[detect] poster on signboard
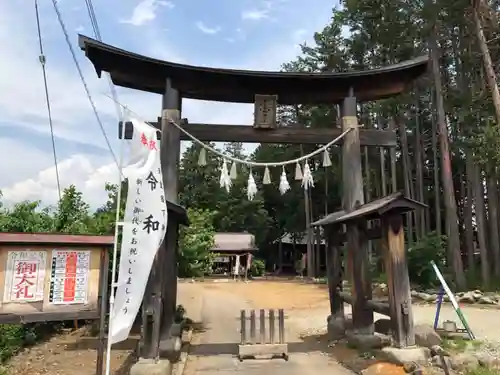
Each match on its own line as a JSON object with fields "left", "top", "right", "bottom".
{"left": 49, "top": 250, "right": 90, "bottom": 305}
{"left": 3, "top": 250, "right": 47, "bottom": 303}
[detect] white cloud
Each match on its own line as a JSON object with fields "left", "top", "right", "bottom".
{"left": 242, "top": 1, "right": 273, "bottom": 21}
{"left": 120, "top": 0, "right": 174, "bottom": 26}
{"left": 195, "top": 21, "right": 221, "bottom": 35}
{"left": 0, "top": 0, "right": 333, "bottom": 209}
{"left": 241, "top": 9, "right": 269, "bottom": 21}
{"left": 1, "top": 153, "right": 116, "bottom": 209}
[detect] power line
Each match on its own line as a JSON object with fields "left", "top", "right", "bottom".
{"left": 84, "top": 0, "right": 100, "bottom": 39}
{"left": 83, "top": 0, "right": 123, "bottom": 122}
{"left": 50, "top": 0, "right": 120, "bottom": 170}
{"left": 35, "top": 0, "right": 62, "bottom": 202}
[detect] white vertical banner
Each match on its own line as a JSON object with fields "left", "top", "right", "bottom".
{"left": 109, "top": 118, "right": 168, "bottom": 344}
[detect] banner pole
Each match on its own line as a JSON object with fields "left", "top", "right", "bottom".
{"left": 104, "top": 110, "right": 128, "bottom": 375}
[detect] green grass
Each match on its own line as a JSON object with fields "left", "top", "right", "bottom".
{"left": 441, "top": 337, "right": 470, "bottom": 352}
{"left": 467, "top": 367, "right": 500, "bottom": 375}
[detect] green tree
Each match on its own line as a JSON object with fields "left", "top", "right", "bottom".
{"left": 180, "top": 142, "right": 272, "bottom": 248}
{"left": 178, "top": 208, "right": 216, "bottom": 277}
{"left": 54, "top": 185, "right": 91, "bottom": 234}
{"left": 0, "top": 201, "right": 54, "bottom": 233}
{"left": 92, "top": 181, "right": 128, "bottom": 235}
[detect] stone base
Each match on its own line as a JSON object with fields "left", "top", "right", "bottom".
{"left": 159, "top": 336, "right": 182, "bottom": 362}
{"left": 129, "top": 358, "right": 172, "bottom": 375}
{"left": 377, "top": 347, "right": 431, "bottom": 366}
{"left": 327, "top": 315, "right": 347, "bottom": 341}
{"left": 169, "top": 323, "right": 183, "bottom": 337}
{"left": 347, "top": 333, "right": 391, "bottom": 350}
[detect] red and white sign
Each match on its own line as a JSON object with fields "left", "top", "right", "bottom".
{"left": 49, "top": 250, "right": 90, "bottom": 305}
{"left": 3, "top": 251, "right": 46, "bottom": 302}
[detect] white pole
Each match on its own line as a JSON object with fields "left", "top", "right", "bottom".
{"left": 104, "top": 109, "right": 128, "bottom": 375}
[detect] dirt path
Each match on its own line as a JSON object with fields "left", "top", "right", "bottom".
{"left": 180, "top": 281, "right": 500, "bottom": 342}
{"left": 178, "top": 280, "right": 500, "bottom": 375}
{"left": 178, "top": 282, "right": 356, "bottom": 375}
{"left": 4, "top": 280, "right": 500, "bottom": 375}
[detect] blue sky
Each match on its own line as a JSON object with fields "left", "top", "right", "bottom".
{"left": 0, "top": 0, "right": 336, "bottom": 208}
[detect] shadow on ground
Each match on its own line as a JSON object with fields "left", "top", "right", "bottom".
{"left": 188, "top": 330, "right": 378, "bottom": 373}
{"left": 302, "top": 333, "right": 380, "bottom": 372}
{"left": 62, "top": 320, "right": 207, "bottom": 352}
{"left": 113, "top": 353, "right": 137, "bottom": 375}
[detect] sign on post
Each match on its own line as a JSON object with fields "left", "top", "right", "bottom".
{"left": 0, "top": 233, "right": 112, "bottom": 375}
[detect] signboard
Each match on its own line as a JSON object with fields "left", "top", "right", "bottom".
{"left": 3, "top": 250, "right": 46, "bottom": 302}
{"left": 0, "top": 233, "right": 112, "bottom": 375}
{"left": 0, "top": 245, "right": 105, "bottom": 323}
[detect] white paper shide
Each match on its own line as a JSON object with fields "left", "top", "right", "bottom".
{"left": 109, "top": 119, "right": 168, "bottom": 344}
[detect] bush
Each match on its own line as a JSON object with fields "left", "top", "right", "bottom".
{"left": 250, "top": 259, "right": 266, "bottom": 276}
{"left": 0, "top": 323, "right": 59, "bottom": 364}
{"left": 178, "top": 209, "right": 216, "bottom": 277}
{"left": 407, "top": 231, "right": 447, "bottom": 289}
{"left": 0, "top": 325, "right": 25, "bottom": 363}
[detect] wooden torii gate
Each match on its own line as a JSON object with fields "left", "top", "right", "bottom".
{"left": 79, "top": 35, "right": 429, "bottom": 362}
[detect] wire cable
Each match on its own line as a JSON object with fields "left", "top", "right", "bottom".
{"left": 50, "top": 0, "right": 120, "bottom": 171}
{"left": 35, "top": 0, "right": 62, "bottom": 202}
{"left": 83, "top": 0, "right": 123, "bottom": 121}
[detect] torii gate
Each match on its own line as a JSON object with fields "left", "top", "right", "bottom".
{"left": 79, "top": 34, "right": 429, "bottom": 367}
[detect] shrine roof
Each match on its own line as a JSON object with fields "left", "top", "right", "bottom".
{"left": 210, "top": 233, "right": 257, "bottom": 253}
{"left": 311, "top": 192, "right": 427, "bottom": 227}
{"left": 79, "top": 35, "right": 429, "bottom": 104}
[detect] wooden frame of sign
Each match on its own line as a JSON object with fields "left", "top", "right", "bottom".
{"left": 0, "top": 232, "right": 112, "bottom": 375}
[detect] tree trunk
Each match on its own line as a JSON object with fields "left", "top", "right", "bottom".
{"left": 486, "top": 167, "right": 500, "bottom": 276}
{"left": 464, "top": 155, "right": 475, "bottom": 275}
{"left": 398, "top": 117, "right": 414, "bottom": 243}
{"left": 472, "top": 2, "right": 500, "bottom": 125}
{"left": 388, "top": 118, "right": 398, "bottom": 194}
{"left": 472, "top": 159, "right": 490, "bottom": 286}
{"left": 430, "top": 28, "right": 466, "bottom": 290}
{"left": 415, "top": 104, "right": 426, "bottom": 237}
{"left": 431, "top": 86, "right": 442, "bottom": 235}
{"left": 378, "top": 114, "right": 387, "bottom": 196}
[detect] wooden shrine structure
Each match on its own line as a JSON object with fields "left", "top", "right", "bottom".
{"left": 79, "top": 34, "right": 429, "bottom": 361}
{"left": 312, "top": 192, "right": 427, "bottom": 347}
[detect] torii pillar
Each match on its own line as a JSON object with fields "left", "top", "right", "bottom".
{"left": 341, "top": 88, "right": 374, "bottom": 334}
{"left": 157, "top": 78, "right": 183, "bottom": 359}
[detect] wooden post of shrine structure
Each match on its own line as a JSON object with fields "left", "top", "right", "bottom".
{"left": 312, "top": 192, "right": 426, "bottom": 348}
{"left": 383, "top": 210, "right": 416, "bottom": 347}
